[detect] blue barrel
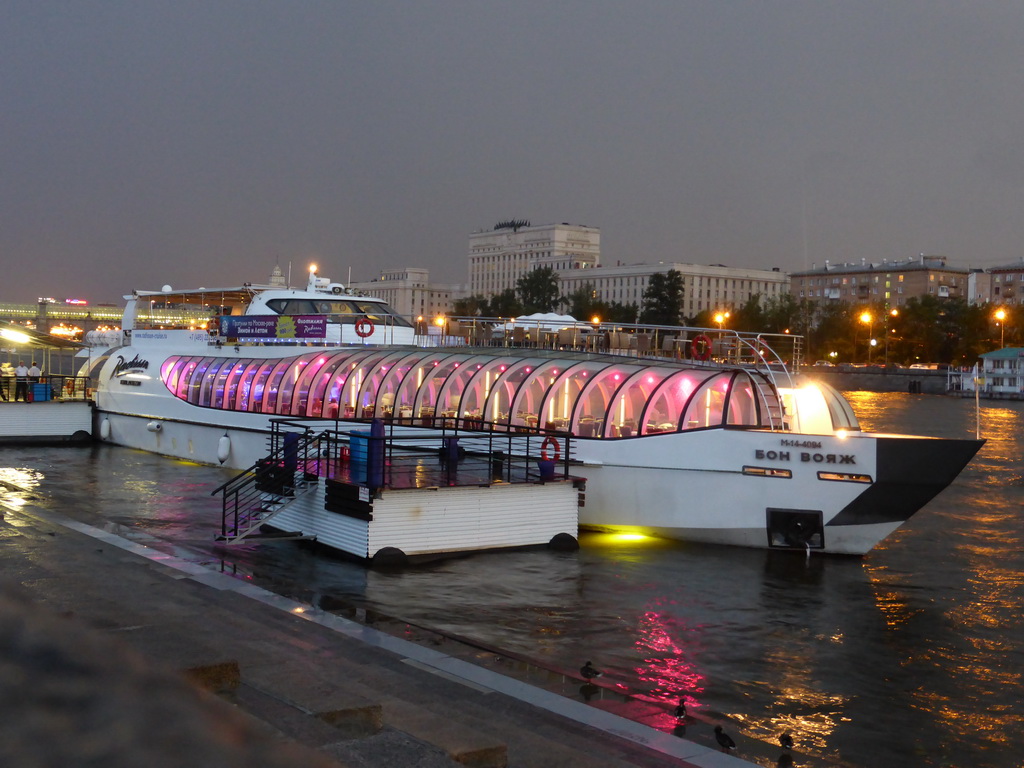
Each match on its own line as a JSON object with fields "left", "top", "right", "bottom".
{"left": 367, "top": 419, "right": 385, "bottom": 489}
{"left": 350, "top": 431, "right": 370, "bottom": 464}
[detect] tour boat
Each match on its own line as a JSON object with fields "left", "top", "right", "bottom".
{"left": 86, "top": 267, "right": 984, "bottom": 555}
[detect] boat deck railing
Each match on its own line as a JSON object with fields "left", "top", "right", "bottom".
{"left": 0, "top": 375, "right": 93, "bottom": 404}
{"left": 417, "top": 316, "right": 803, "bottom": 375}
{"left": 264, "top": 416, "right": 576, "bottom": 490}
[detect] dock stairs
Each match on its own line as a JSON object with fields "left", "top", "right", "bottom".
{"left": 214, "top": 430, "right": 325, "bottom": 545}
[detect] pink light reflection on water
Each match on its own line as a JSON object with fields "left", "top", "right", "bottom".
{"left": 631, "top": 608, "right": 706, "bottom": 717}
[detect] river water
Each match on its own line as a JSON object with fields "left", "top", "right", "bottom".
{"left": 2, "top": 392, "right": 1022, "bottom": 768}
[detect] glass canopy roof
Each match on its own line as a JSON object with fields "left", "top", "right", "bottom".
{"left": 161, "top": 348, "right": 774, "bottom": 437}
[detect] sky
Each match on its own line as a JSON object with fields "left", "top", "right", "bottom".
{"left": 4, "top": 1, "right": 1024, "bottom": 304}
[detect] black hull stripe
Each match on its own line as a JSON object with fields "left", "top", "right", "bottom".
{"left": 828, "top": 436, "right": 984, "bottom": 527}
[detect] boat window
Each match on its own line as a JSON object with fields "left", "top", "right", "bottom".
{"left": 352, "top": 350, "right": 402, "bottom": 418}
{"left": 265, "top": 299, "right": 318, "bottom": 315}
{"left": 273, "top": 355, "right": 311, "bottom": 415}
{"left": 497, "top": 359, "right": 548, "bottom": 430}
{"left": 436, "top": 355, "right": 494, "bottom": 427}
{"left": 215, "top": 360, "right": 249, "bottom": 409}
{"left": 198, "top": 359, "right": 229, "bottom": 406}
{"left": 313, "top": 300, "right": 359, "bottom": 315}
{"left": 682, "top": 376, "right": 729, "bottom": 429}
{"left": 209, "top": 359, "right": 240, "bottom": 408}
{"left": 471, "top": 357, "right": 521, "bottom": 426}
{"left": 725, "top": 373, "right": 759, "bottom": 426}
{"left": 376, "top": 351, "right": 430, "bottom": 422}
{"left": 182, "top": 358, "right": 212, "bottom": 402}
{"left": 414, "top": 354, "right": 474, "bottom": 423}
{"left": 540, "top": 362, "right": 604, "bottom": 436}
{"left": 161, "top": 357, "right": 192, "bottom": 398}
{"left": 512, "top": 361, "right": 584, "bottom": 434}
{"left": 304, "top": 351, "right": 356, "bottom": 417}
{"left": 260, "top": 359, "right": 293, "bottom": 414}
{"left": 352, "top": 300, "right": 414, "bottom": 328}
{"left": 394, "top": 354, "right": 451, "bottom": 424}
{"left": 609, "top": 369, "right": 671, "bottom": 438}
{"left": 571, "top": 365, "right": 643, "bottom": 438}
{"left": 247, "top": 361, "right": 277, "bottom": 412}
{"left": 815, "top": 380, "right": 861, "bottom": 431}
{"left": 231, "top": 361, "right": 262, "bottom": 410}
{"left": 640, "top": 371, "right": 701, "bottom": 434}
{"left": 288, "top": 353, "right": 331, "bottom": 416}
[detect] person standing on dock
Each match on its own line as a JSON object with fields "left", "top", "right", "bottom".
{"left": 14, "top": 361, "right": 29, "bottom": 402}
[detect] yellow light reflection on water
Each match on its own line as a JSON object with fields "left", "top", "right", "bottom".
{"left": 0, "top": 467, "right": 43, "bottom": 489}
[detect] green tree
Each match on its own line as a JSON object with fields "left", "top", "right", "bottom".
{"left": 485, "top": 288, "right": 522, "bottom": 318}
{"left": 639, "top": 270, "right": 684, "bottom": 325}
{"left": 730, "top": 294, "right": 766, "bottom": 333}
{"left": 452, "top": 294, "right": 490, "bottom": 317}
{"left": 604, "top": 301, "right": 639, "bottom": 324}
{"left": 516, "top": 266, "right": 562, "bottom": 314}
{"left": 564, "top": 283, "right": 612, "bottom": 321}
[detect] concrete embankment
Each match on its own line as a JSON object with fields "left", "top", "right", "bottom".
{"left": 802, "top": 368, "right": 950, "bottom": 395}
{"left": 1, "top": 501, "right": 785, "bottom": 768}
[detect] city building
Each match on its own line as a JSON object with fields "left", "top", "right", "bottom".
{"left": 789, "top": 255, "right": 970, "bottom": 308}
{"left": 348, "top": 268, "right": 463, "bottom": 320}
{"left": 987, "top": 257, "right": 1024, "bottom": 306}
{"left": 558, "top": 262, "right": 789, "bottom": 319}
{"left": 468, "top": 222, "right": 600, "bottom": 296}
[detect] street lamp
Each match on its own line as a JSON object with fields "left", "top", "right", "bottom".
{"left": 884, "top": 308, "right": 898, "bottom": 365}
{"left": 860, "top": 311, "right": 873, "bottom": 363}
{"left": 714, "top": 311, "right": 730, "bottom": 330}
{"left": 995, "top": 307, "right": 1007, "bottom": 348}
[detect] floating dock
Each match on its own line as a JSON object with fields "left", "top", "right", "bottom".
{"left": 0, "top": 400, "right": 93, "bottom": 445}
{"left": 215, "top": 423, "right": 584, "bottom": 564}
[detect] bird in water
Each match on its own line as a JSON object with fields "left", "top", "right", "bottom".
{"left": 779, "top": 731, "right": 794, "bottom": 750}
{"left": 714, "top": 725, "right": 736, "bottom": 752}
{"left": 673, "top": 698, "right": 687, "bottom": 719}
{"left": 580, "top": 660, "right": 602, "bottom": 680}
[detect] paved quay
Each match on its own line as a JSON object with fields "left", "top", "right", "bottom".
{"left": 0, "top": 501, "right": 766, "bottom": 768}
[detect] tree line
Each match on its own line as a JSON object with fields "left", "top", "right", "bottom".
{"left": 452, "top": 267, "right": 1017, "bottom": 365}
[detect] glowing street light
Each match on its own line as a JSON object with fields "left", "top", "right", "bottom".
{"left": 860, "top": 311, "right": 873, "bottom": 363}
{"left": 995, "top": 307, "right": 1007, "bottom": 348}
{"left": 885, "top": 308, "right": 898, "bottom": 365}
{"left": 714, "top": 311, "right": 730, "bottom": 330}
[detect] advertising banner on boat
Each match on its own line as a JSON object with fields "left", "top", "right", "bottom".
{"left": 220, "top": 315, "right": 327, "bottom": 339}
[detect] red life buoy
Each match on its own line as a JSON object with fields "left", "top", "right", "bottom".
{"left": 691, "top": 334, "right": 712, "bottom": 361}
{"left": 540, "top": 435, "right": 561, "bottom": 462}
{"left": 354, "top": 317, "right": 374, "bottom": 338}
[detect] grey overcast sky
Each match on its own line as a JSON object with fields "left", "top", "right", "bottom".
{"left": 3, "top": 1, "right": 1024, "bottom": 304}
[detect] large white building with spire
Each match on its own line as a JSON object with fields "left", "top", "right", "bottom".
{"left": 468, "top": 221, "right": 601, "bottom": 295}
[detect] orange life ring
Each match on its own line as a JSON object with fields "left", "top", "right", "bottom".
{"left": 354, "top": 317, "right": 374, "bottom": 338}
{"left": 540, "top": 435, "right": 561, "bottom": 463}
{"left": 691, "top": 334, "right": 712, "bottom": 361}
{"left": 64, "top": 379, "right": 75, "bottom": 396}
